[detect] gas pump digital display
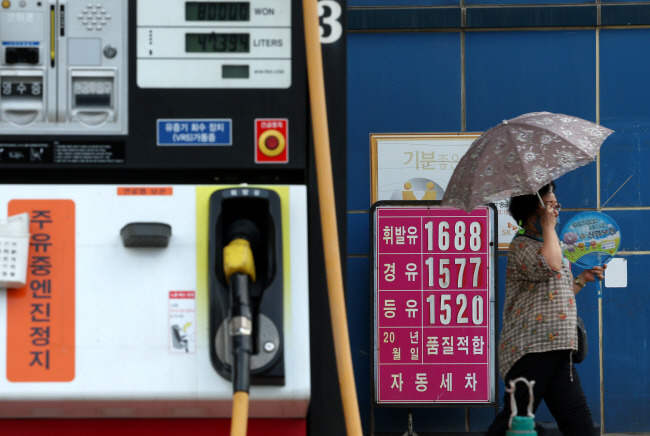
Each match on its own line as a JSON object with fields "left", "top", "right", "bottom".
{"left": 185, "top": 33, "right": 250, "bottom": 53}
{"left": 137, "top": 0, "right": 291, "bottom": 89}
{"left": 185, "top": 2, "right": 250, "bottom": 22}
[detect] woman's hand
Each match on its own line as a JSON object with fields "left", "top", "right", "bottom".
{"left": 537, "top": 203, "right": 562, "bottom": 271}
{"left": 538, "top": 204, "right": 557, "bottom": 233}
{"left": 580, "top": 263, "right": 608, "bottom": 283}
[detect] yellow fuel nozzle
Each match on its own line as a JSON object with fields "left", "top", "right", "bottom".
{"left": 223, "top": 238, "right": 256, "bottom": 283}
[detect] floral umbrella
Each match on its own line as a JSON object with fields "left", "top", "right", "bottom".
{"left": 440, "top": 112, "right": 614, "bottom": 212}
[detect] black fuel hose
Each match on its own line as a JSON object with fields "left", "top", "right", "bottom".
{"left": 229, "top": 272, "right": 252, "bottom": 393}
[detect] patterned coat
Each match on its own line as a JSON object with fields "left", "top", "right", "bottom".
{"left": 498, "top": 235, "right": 578, "bottom": 380}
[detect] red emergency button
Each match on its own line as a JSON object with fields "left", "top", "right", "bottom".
{"left": 255, "top": 119, "right": 288, "bottom": 163}
{"left": 258, "top": 130, "right": 285, "bottom": 157}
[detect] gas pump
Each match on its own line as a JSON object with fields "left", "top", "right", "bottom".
{"left": 0, "top": 0, "right": 348, "bottom": 435}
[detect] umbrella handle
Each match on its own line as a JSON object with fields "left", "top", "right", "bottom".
{"left": 536, "top": 183, "right": 555, "bottom": 207}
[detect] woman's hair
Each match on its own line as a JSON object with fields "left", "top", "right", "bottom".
{"left": 508, "top": 181, "right": 556, "bottom": 224}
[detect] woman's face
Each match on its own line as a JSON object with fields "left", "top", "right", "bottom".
{"left": 536, "top": 192, "right": 560, "bottom": 218}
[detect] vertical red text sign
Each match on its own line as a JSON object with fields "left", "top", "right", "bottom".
{"left": 374, "top": 206, "right": 493, "bottom": 404}
{"left": 7, "top": 200, "right": 76, "bottom": 382}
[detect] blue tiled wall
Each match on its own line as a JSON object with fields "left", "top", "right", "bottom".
{"left": 349, "top": 0, "right": 460, "bottom": 6}
{"left": 347, "top": 5, "right": 650, "bottom": 433}
{"left": 347, "top": 33, "right": 462, "bottom": 210}
{"left": 465, "top": 0, "right": 594, "bottom": 3}
{"left": 464, "top": 30, "right": 596, "bottom": 130}
{"left": 601, "top": 255, "right": 650, "bottom": 432}
{"left": 348, "top": 0, "right": 597, "bottom": 6}
{"left": 600, "top": 29, "right": 650, "bottom": 209}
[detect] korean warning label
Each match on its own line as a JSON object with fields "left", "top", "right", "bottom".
{"left": 7, "top": 200, "right": 75, "bottom": 382}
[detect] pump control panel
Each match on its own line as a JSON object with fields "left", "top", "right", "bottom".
{"left": 0, "top": 0, "right": 128, "bottom": 134}
{"left": 138, "top": 0, "right": 292, "bottom": 89}
{"left": 0, "top": 0, "right": 307, "bottom": 177}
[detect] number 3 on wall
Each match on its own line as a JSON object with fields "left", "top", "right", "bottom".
{"left": 318, "top": 0, "right": 343, "bottom": 44}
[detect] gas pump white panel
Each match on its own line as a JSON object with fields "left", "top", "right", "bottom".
{"left": 0, "top": 0, "right": 128, "bottom": 134}
{"left": 0, "top": 184, "right": 310, "bottom": 418}
{"left": 137, "top": 0, "right": 291, "bottom": 88}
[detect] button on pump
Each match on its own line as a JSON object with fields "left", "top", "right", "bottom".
{"left": 120, "top": 222, "right": 171, "bottom": 248}
{"left": 255, "top": 119, "right": 289, "bottom": 163}
{"left": 264, "top": 135, "right": 279, "bottom": 151}
{"left": 258, "top": 129, "right": 285, "bottom": 157}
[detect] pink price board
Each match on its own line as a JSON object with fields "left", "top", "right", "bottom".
{"left": 372, "top": 202, "right": 497, "bottom": 405}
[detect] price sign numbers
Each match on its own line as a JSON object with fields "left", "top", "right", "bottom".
{"left": 424, "top": 256, "right": 483, "bottom": 289}
{"left": 378, "top": 290, "right": 487, "bottom": 328}
{"left": 424, "top": 219, "right": 484, "bottom": 253}
{"left": 425, "top": 292, "right": 485, "bottom": 326}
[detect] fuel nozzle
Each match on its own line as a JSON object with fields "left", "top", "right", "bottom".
{"left": 223, "top": 218, "right": 260, "bottom": 285}
{"left": 208, "top": 189, "right": 285, "bottom": 435}
{"left": 222, "top": 218, "right": 260, "bottom": 396}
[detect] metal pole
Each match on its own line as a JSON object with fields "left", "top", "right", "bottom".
{"left": 598, "top": 280, "right": 605, "bottom": 435}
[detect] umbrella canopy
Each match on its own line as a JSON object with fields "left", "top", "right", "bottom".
{"left": 441, "top": 112, "right": 614, "bottom": 212}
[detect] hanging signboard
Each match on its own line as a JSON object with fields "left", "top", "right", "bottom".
{"left": 370, "top": 133, "right": 517, "bottom": 250}
{"left": 371, "top": 202, "right": 497, "bottom": 406}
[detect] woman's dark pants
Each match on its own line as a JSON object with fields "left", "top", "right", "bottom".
{"left": 486, "top": 350, "right": 596, "bottom": 436}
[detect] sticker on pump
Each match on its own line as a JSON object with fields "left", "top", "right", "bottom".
{"left": 255, "top": 119, "right": 288, "bottom": 163}
{"left": 168, "top": 291, "right": 196, "bottom": 354}
{"left": 6, "top": 200, "right": 76, "bottom": 382}
{"left": 157, "top": 119, "right": 232, "bottom": 146}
